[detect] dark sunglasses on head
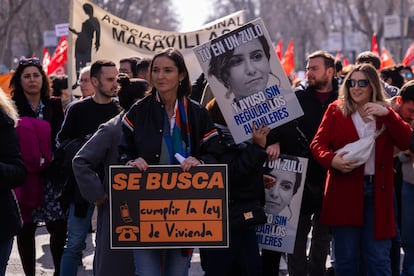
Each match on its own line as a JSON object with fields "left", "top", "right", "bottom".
{"left": 19, "top": 57, "right": 40, "bottom": 66}
{"left": 346, "top": 79, "right": 370, "bottom": 88}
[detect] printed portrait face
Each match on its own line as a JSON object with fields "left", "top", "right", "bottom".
{"left": 227, "top": 38, "right": 271, "bottom": 101}
{"left": 264, "top": 169, "right": 297, "bottom": 215}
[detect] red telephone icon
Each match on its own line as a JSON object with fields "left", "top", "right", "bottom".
{"left": 115, "top": 225, "right": 139, "bottom": 241}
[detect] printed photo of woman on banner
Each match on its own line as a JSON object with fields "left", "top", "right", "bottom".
{"left": 257, "top": 154, "right": 307, "bottom": 253}
{"left": 193, "top": 18, "right": 303, "bottom": 144}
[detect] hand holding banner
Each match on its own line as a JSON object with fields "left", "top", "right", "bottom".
{"left": 193, "top": 18, "right": 303, "bottom": 144}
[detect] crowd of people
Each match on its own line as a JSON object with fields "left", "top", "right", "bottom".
{"left": 0, "top": 43, "right": 414, "bottom": 276}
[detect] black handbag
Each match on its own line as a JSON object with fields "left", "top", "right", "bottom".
{"left": 229, "top": 200, "right": 267, "bottom": 230}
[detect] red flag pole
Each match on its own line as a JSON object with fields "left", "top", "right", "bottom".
{"left": 281, "top": 39, "right": 295, "bottom": 77}
{"left": 371, "top": 33, "right": 379, "bottom": 56}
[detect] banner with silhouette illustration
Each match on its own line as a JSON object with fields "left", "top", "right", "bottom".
{"left": 69, "top": 0, "right": 245, "bottom": 87}
{"left": 109, "top": 164, "right": 228, "bottom": 249}
{"left": 257, "top": 154, "right": 307, "bottom": 253}
{"left": 193, "top": 18, "right": 303, "bottom": 144}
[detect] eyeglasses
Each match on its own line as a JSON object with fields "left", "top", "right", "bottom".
{"left": 346, "top": 79, "right": 370, "bottom": 88}
{"left": 19, "top": 57, "right": 40, "bottom": 66}
{"left": 401, "top": 72, "right": 413, "bottom": 79}
{"left": 119, "top": 69, "right": 132, "bottom": 75}
{"left": 77, "top": 78, "right": 90, "bottom": 85}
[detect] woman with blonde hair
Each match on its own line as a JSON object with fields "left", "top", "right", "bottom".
{"left": 0, "top": 88, "right": 26, "bottom": 276}
{"left": 310, "top": 63, "right": 412, "bottom": 275}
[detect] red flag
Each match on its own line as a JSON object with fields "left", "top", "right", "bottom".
{"left": 48, "top": 36, "right": 68, "bottom": 75}
{"left": 274, "top": 39, "right": 283, "bottom": 60}
{"left": 42, "top": 48, "right": 51, "bottom": 75}
{"left": 403, "top": 42, "right": 414, "bottom": 66}
{"left": 342, "top": 56, "right": 350, "bottom": 67}
{"left": 335, "top": 51, "right": 341, "bottom": 60}
{"left": 371, "top": 33, "right": 379, "bottom": 56}
{"left": 281, "top": 39, "right": 295, "bottom": 77}
{"left": 380, "top": 47, "right": 395, "bottom": 69}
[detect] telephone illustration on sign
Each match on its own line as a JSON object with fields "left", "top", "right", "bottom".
{"left": 115, "top": 225, "right": 139, "bottom": 241}
{"left": 120, "top": 201, "right": 133, "bottom": 223}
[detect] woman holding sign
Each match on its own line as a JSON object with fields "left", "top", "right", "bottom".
{"left": 202, "top": 98, "right": 271, "bottom": 276}
{"left": 310, "top": 64, "right": 412, "bottom": 276}
{"left": 119, "top": 48, "right": 220, "bottom": 276}
{"left": 208, "top": 22, "right": 280, "bottom": 103}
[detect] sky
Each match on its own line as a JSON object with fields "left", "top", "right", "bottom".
{"left": 173, "top": 0, "right": 213, "bottom": 31}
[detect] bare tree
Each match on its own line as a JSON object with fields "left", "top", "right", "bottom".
{"left": 2, "top": 0, "right": 414, "bottom": 71}
{"left": 0, "top": 0, "right": 31, "bottom": 70}
{"left": 0, "top": 0, "right": 179, "bottom": 70}
{"left": 207, "top": 0, "right": 414, "bottom": 69}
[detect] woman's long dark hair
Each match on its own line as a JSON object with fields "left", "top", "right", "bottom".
{"left": 149, "top": 47, "right": 191, "bottom": 98}
{"left": 9, "top": 60, "right": 51, "bottom": 115}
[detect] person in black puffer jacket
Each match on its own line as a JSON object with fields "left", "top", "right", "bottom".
{"left": 0, "top": 88, "right": 26, "bottom": 276}
{"left": 201, "top": 98, "right": 271, "bottom": 276}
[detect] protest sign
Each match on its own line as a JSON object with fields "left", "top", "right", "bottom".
{"left": 109, "top": 164, "right": 228, "bottom": 249}
{"left": 69, "top": 0, "right": 245, "bottom": 87}
{"left": 256, "top": 154, "right": 307, "bottom": 253}
{"left": 193, "top": 18, "right": 303, "bottom": 144}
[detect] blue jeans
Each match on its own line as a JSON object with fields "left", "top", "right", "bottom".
{"left": 332, "top": 180, "right": 391, "bottom": 276}
{"left": 0, "top": 238, "right": 13, "bottom": 276}
{"left": 401, "top": 181, "right": 414, "bottom": 276}
{"left": 60, "top": 203, "right": 94, "bottom": 276}
{"left": 133, "top": 249, "right": 190, "bottom": 276}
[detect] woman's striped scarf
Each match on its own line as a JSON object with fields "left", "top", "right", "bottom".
{"left": 159, "top": 97, "right": 191, "bottom": 165}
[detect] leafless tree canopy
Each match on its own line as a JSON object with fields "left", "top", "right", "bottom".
{"left": 208, "top": 0, "right": 414, "bottom": 69}
{"left": 1, "top": 0, "right": 413, "bottom": 72}
{"left": 0, "top": 0, "right": 179, "bottom": 71}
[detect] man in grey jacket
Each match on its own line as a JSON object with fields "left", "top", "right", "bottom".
{"left": 72, "top": 78, "right": 147, "bottom": 276}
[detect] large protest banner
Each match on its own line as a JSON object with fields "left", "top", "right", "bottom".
{"left": 109, "top": 165, "right": 228, "bottom": 249}
{"left": 69, "top": 0, "right": 245, "bottom": 86}
{"left": 193, "top": 18, "right": 303, "bottom": 144}
{"left": 256, "top": 154, "right": 307, "bottom": 253}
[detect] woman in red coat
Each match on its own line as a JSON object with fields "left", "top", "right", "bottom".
{"left": 310, "top": 63, "right": 412, "bottom": 276}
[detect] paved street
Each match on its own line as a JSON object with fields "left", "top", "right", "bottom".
{"left": 6, "top": 225, "right": 204, "bottom": 276}
{"left": 6, "top": 225, "right": 359, "bottom": 276}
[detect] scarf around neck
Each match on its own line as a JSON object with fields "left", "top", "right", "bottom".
{"left": 159, "top": 95, "right": 191, "bottom": 165}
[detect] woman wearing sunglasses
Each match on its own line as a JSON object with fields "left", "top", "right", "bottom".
{"left": 310, "top": 63, "right": 412, "bottom": 276}
{"left": 9, "top": 57, "right": 66, "bottom": 276}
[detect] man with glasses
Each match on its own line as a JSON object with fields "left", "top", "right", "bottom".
{"left": 399, "top": 65, "right": 414, "bottom": 83}
{"left": 119, "top": 57, "right": 141, "bottom": 78}
{"left": 390, "top": 81, "right": 414, "bottom": 276}
{"left": 77, "top": 66, "right": 94, "bottom": 98}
